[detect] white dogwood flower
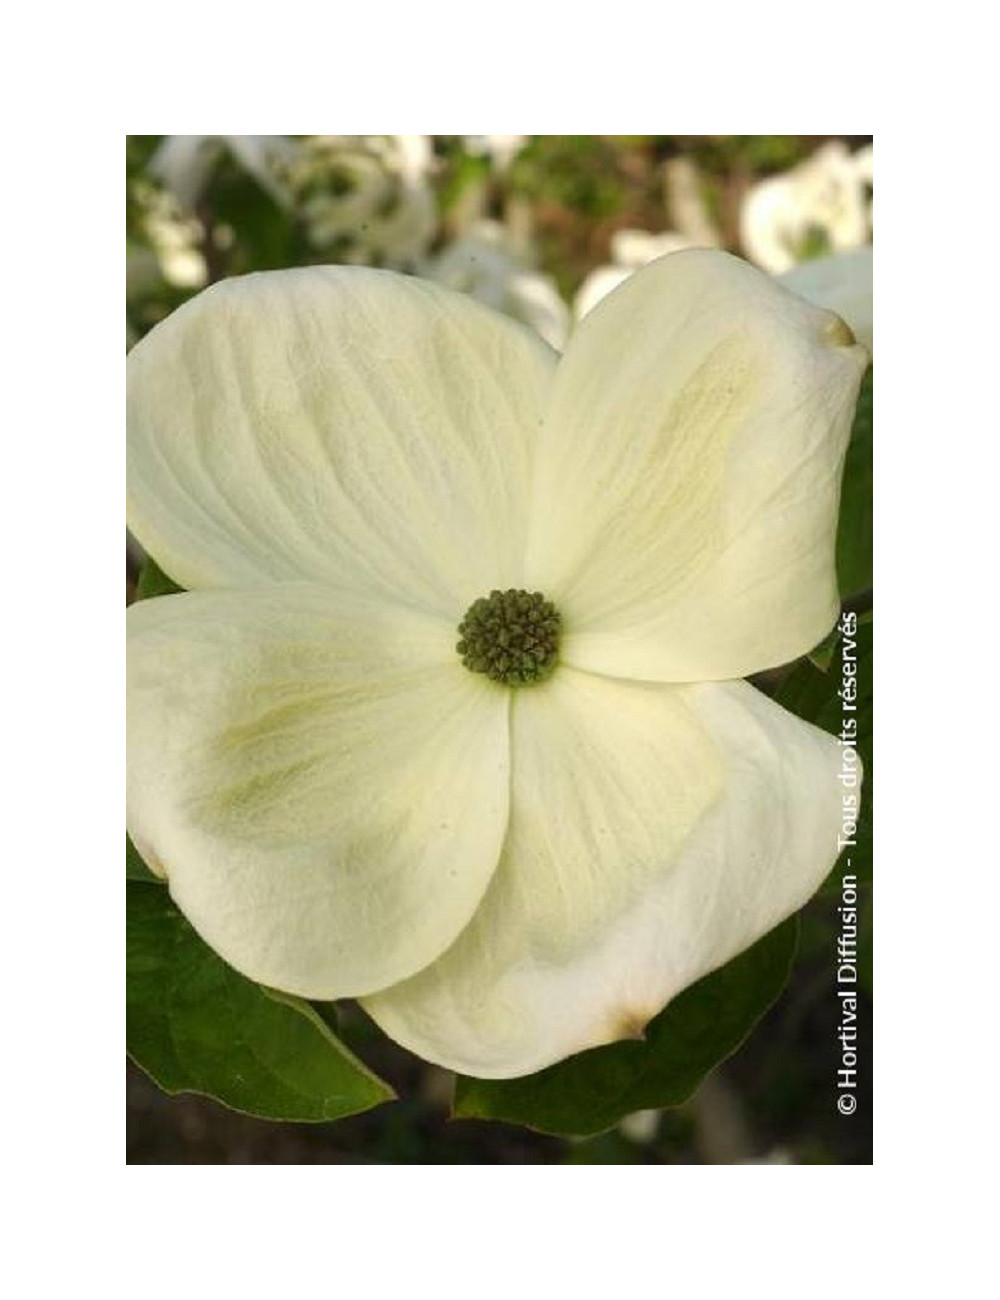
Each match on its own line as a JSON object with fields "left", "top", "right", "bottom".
{"left": 127, "top": 251, "right": 867, "bottom": 1079}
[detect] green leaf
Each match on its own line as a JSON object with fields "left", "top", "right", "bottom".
{"left": 136, "top": 554, "right": 184, "bottom": 600}
{"left": 836, "top": 366, "right": 872, "bottom": 600}
{"left": 127, "top": 881, "right": 395, "bottom": 1122}
{"left": 126, "top": 834, "right": 160, "bottom": 882}
{"left": 778, "top": 616, "right": 872, "bottom": 889}
{"left": 453, "top": 917, "right": 798, "bottom": 1138}
{"left": 807, "top": 624, "right": 842, "bottom": 672}
{"left": 209, "top": 164, "right": 299, "bottom": 273}
{"left": 439, "top": 149, "right": 491, "bottom": 212}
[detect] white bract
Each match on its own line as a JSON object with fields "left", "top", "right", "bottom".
{"left": 574, "top": 227, "right": 708, "bottom": 320}
{"left": 127, "top": 251, "right": 867, "bottom": 1079}
{"left": 781, "top": 246, "right": 873, "bottom": 356}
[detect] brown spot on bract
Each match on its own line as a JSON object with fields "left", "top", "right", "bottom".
{"left": 613, "top": 1011, "right": 649, "bottom": 1043}
{"left": 824, "top": 313, "right": 856, "bottom": 348}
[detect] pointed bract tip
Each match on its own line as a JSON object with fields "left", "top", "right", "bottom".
{"left": 824, "top": 313, "right": 857, "bottom": 349}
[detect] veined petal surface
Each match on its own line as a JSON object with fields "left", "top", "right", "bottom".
{"left": 127, "top": 267, "right": 556, "bottom": 614}
{"left": 127, "top": 586, "right": 511, "bottom": 999}
{"left": 363, "top": 672, "right": 844, "bottom": 1079}
{"left": 525, "top": 250, "right": 868, "bottom": 682}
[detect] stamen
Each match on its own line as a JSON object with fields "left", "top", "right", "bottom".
{"left": 456, "top": 589, "right": 562, "bottom": 687}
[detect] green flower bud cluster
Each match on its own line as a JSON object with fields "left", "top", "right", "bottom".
{"left": 457, "top": 589, "right": 562, "bottom": 687}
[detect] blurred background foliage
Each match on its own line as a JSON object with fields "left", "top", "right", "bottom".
{"left": 126, "top": 134, "right": 872, "bottom": 1165}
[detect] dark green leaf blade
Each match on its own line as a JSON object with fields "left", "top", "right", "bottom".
{"left": 126, "top": 834, "right": 160, "bottom": 882}
{"left": 136, "top": 553, "right": 184, "bottom": 600}
{"left": 453, "top": 917, "right": 798, "bottom": 1138}
{"left": 836, "top": 366, "right": 872, "bottom": 600}
{"left": 127, "top": 881, "right": 394, "bottom": 1122}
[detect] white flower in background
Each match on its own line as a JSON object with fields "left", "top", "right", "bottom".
{"left": 150, "top": 135, "right": 295, "bottom": 211}
{"left": 740, "top": 142, "right": 873, "bottom": 275}
{"left": 663, "top": 156, "right": 722, "bottom": 249}
{"left": 781, "top": 246, "right": 873, "bottom": 355}
{"left": 462, "top": 135, "right": 528, "bottom": 171}
{"left": 424, "top": 219, "right": 569, "bottom": 349}
{"left": 854, "top": 144, "right": 874, "bottom": 228}
{"left": 742, "top": 1148, "right": 795, "bottom": 1164}
{"left": 287, "top": 135, "right": 436, "bottom": 270}
{"left": 127, "top": 252, "right": 866, "bottom": 1079}
{"left": 390, "top": 134, "right": 435, "bottom": 183}
{"left": 618, "top": 1109, "right": 661, "bottom": 1144}
{"left": 854, "top": 144, "right": 874, "bottom": 190}
{"left": 575, "top": 228, "right": 705, "bottom": 320}
{"left": 447, "top": 137, "right": 527, "bottom": 236}
{"left": 133, "top": 186, "right": 208, "bottom": 290}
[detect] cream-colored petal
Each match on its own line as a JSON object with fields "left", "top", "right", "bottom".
{"left": 363, "top": 671, "right": 844, "bottom": 1079}
{"left": 127, "top": 585, "right": 510, "bottom": 999}
{"left": 127, "top": 267, "right": 556, "bottom": 615}
{"left": 573, "top": 264, "right": 631, "bottom": 320}
{"left": 525, "top": 250, "right": 868, "bottom": 682}
{"left": 781, "top": 246, "right": 873, "bottom": 356}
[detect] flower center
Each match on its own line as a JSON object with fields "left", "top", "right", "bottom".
{"left": 456, "top": 589, "right": 562, "bottom": 687}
